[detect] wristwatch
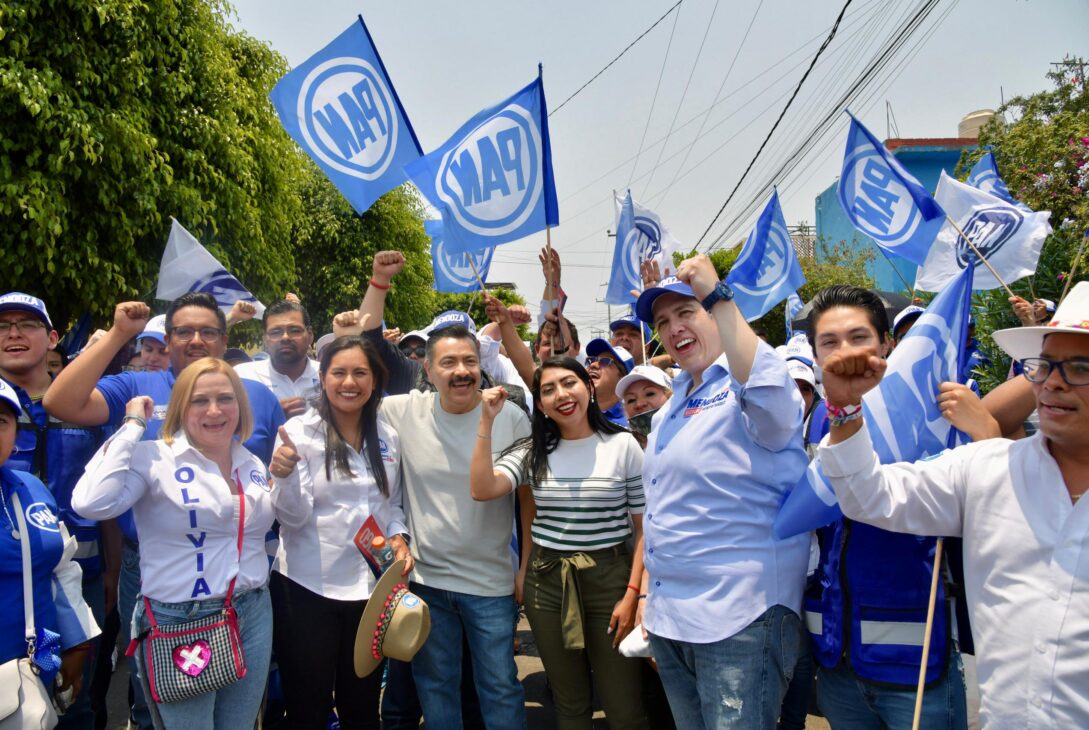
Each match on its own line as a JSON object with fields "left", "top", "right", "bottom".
{"left": 700, "top": 281, "right": 735, "bottom": 312}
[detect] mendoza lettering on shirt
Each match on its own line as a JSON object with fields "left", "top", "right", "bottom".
{"left": 642, "top": 341, "right": 809, "bottom": 643}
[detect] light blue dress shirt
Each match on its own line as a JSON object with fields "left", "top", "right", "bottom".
{"left": 643, "top": 342, "right": 810, "bottom": 643}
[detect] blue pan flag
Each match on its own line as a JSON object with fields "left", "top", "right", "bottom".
{"left": 965, "top": 152, "right": 1031, "bottom": 212}
{"left": 785, "top": 292, "right": 804, "bottom": 338}
{"left": 270, "top": 16, "right": 423, "bottom": 215}
{"left": 406, "top": 73, "right": 559, "bottom": 255}
{"left": 427, "top": 219, "right": 494, "bottom": 293}
{"left": 837, "top": 113, "right": 945, "bottom": 265}
{"left": 726, "top": 190, "right": 806, "bottom": 321}
{"left": 774, "top": 265, "right": 974, "bottom": 538}
{"left": 606, "top": 190, "right": 641, "bottom": 305}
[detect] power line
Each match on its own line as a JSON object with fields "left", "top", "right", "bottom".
{"left": 549, "top": 0, "right": 684, "bottom": 117}
{"left": 694, "top": 0, "right": 854, "bottom": 248}
{"left": 627, "top": 2, "right": 683, "bottom": 186}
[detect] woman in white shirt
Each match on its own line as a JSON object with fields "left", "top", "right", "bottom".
{"left": 73, "top": 357, "right": 280, "bottom": 730}
{"left": 268, "top": 335, "right": 410, "bottom": 730}
{"left": 470, "top": 356, "right": 649, "bottom": 729}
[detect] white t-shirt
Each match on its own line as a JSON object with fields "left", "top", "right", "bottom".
{"left": 494, "top": 431, "right": 644, "bottom": 551}
{"left": 271, "top": 409, "right": 407, "bottom": 601}
{"left": 234, "top": 358, "right": 321, "bottom": 402}
{"left": 73, "top": 423, "right": 276, "bottom": 603}
{"left": 379, "top": 391, "right": 530, "bottom": 596}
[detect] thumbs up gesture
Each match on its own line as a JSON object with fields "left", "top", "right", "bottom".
{"left": 271, "top": 426, "right": 301, "bottom": 479}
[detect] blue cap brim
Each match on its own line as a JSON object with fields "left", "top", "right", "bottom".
{"left": 635, "top": 282, "right": 696, "bottom": 323}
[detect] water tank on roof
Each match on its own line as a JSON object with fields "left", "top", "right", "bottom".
{"left": 959, "top": 109, "right": 996, "bottom": 139}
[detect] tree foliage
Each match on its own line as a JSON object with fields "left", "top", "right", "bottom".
{"left": 0, "top": 0, "right": 303, "bottom": 327}
{"left": 955, "top": 57, "right": 1089, "bottom": 391}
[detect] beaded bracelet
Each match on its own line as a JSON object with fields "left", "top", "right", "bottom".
{"left": 827, "top": 402, "right": 864, "bottom": 427}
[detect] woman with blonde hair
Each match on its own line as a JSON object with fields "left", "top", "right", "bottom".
{"left": 74, "top": 357, "right": 287, "bottom": 729}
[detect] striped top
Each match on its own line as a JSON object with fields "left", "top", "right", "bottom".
{"left": 495, "top": 432, "right": 645, "bottom": 551}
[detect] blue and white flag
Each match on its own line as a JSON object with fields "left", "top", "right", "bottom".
{"left": 915, "top": 172, "right": 1051, "bottom": 292}
{"left": 837, "top": 113, "right": 945, "bottom": 265}
{"left": 606, "top": 191, "right": 683, "bottom": 305}
{"left": 270, "top": 16, "right": 423, "bottom": 215}
{"left": 726, "top": 190, "right": 806, "bottom": 321}
{"left": 774, "top": 266, "right": 974, "bottom": 538}
{"left": 156, "top": 219, "right": 265, "bottom": 318}
{"left": 966, "top": 152, "right": 1029, "bottom": 211}
{"left": 427, "top": 219, "right": 494, "bottom": 293}
{"left": 785, "top": 292, "right": 804, "bottom": 338}
{"left": 405, "top": 73, "right": 559, "bottom": 255}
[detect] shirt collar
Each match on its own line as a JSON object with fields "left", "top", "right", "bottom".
{"left": 168, "top": 430, "right": 252, "bottom": 476}
{"left": 671, "top": 353, "right": 730, "bottom": 396}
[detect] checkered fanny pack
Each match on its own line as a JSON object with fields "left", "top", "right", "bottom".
{"left": 131, "top": 473, "right": 249, "bottom": 704}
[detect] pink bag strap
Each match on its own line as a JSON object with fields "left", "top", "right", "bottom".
{"left": 141, "top": 469, "right": 247, "bottom": 628}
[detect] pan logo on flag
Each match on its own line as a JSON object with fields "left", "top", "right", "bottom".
{"left": 841, "top": 149, "right": 925, "bottom": 247}
{"left": 622, "top": 216, "right": 664, "bottom": 283}
{"left": 436, "top": 104, "right": 542, "bottom": 236}
{"left": 730, "top": 223, "right": 792, "bottom": 296}
{"left": 192, "top": 269, "right": 260, "bottom": 310}
{"left": 954, "top": 206, "right": 1024, "bottom": 268}
{"left": 297, "top": 57, "right": 399, "bottom": 181}
{"left": 435, "top": 236, "right": 494, "bottom": 290}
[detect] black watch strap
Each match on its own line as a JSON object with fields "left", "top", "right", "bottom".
{"left": 701, "top": 281, "right": 734, "bottom": 312}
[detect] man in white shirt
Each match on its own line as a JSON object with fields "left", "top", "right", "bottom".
{"left": 360, "top": 251, "right": 532, "bottom": 730}
{"left": 818, "top": 281, "right": 1089, "bottom": 728}
{"left": 235, "top": 300, "right": 320, "bottom": 418}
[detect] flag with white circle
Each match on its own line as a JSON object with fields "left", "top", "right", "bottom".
{"left": 726, "top": 190, "right": 806, "bottom": 321}
{"left": 426, "top": 219, "right": 494, "bottom": 293}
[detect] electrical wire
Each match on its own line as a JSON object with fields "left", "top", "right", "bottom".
{"left": 693, "top": 0, "right": 855, "bottom": 248}
{"left": 549, "top": 0, "right": 684, "bottom": 117}
{"left": 627, "top": 2, "right": 684, "bottom": 186}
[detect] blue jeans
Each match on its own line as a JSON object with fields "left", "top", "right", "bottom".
{"left": 119, "top": 543, "right": 153, "bottom": 730}
{"left": 648, "top": 604, "right": 803, "bottom": 729}
{"left": 57, "top": 571, "right": 104, "bottom": 730}
{"left": 409, "top": 583, "right": 524, "bottom": 730}
{"left": 816, "top": 651, "right": 968, "bottom": 729}
{"left": 132, "top": 584, "right": 273, "bottom": 730}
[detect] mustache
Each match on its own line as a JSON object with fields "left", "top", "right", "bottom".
{"left": 450, "top": 376, "right": 477, "bottom": 387}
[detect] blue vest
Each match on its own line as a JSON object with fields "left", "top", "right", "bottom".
{"left": 805, "top": 517, "right": 950, "bottom": 686}
{"left": 7, "top": 381, "right": 104, "bottom": 578}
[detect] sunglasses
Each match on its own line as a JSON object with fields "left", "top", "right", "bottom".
{"left": 585, "top": 356, "right": 618, "bottom": 369}
{"left": 400, "top": 345, "right": 427, "bottom": 358}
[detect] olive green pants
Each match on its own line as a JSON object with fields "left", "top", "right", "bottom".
{"left": 524, "top": 544, "right": 649, "bottom": 730}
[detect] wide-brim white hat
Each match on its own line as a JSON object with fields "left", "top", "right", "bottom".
{"left": 992, "top": 281, "right": 1089, "bottom": 361}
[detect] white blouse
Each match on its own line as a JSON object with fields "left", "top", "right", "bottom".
{"left": 72, "top": 422, "right": 277, "bottom": 603}
{"left": 271, "top": 409, "right": 407, "bottom": 601}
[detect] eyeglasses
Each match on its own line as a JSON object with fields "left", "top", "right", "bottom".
{"left": 585, "top": 356, "right": 618, "bottom": 369}
{"left": 266, "top": 326, "right": 308, "bottom": 339}
{"left": 400, "top": 345, "right": 426, "bottom": 358}
{"left": 0, "top": 319, "right": 46, "bottom": 335}
{"left": 1020, "top": 357, "right": 1089, "bottom": 387}
{"left": 169, "top": 326, "right": 225, "bottom": 343}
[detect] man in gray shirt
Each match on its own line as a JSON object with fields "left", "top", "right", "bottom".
{"left": 361, "top": 251, "right": 531, "bottom": 730}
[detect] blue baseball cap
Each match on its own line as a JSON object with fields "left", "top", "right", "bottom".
{"left": 0, "top": 292, "right": 52, "bottom": 329}
{"left": 609, "top": 312, "right": 651, "bottom": 340}
{"left": 585, "top": 339, "right": 634, "bottom": 374}
{"left": 425, "top": 310, "right": 476, "bottom": 336}
{"left": 0, "top": 378, "right": 19, "bottom": 416}
{"left": 635, "top": 277, "right": 695, "bottom": 324}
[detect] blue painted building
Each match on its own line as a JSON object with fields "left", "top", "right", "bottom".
{"left": 815, "top": 137, "right": 976, "bottom": 291}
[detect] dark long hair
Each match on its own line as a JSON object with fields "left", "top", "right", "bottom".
{"left": 316, "top": 336, "right": 390, "bottom": 496}
{"left": 507, "top": 356, "right": 630, "bottom": 486}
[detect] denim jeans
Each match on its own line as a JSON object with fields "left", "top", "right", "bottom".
{"left": 132, "top": 584, "right": 273, "bottom": 730}
{"left": 816, "top": 651, "right": 968, "bottom": 729}
{"left": 57, "top": 571, "right": 104, "bottom": 730}
{"left": 118, "top": 543, "right": 153, "bottom": 730}
{"left": 408, "top": 583, "right": 524, "bottom": 730}
{"left": 648, "top": 604, "right": 802, "bottom": 729}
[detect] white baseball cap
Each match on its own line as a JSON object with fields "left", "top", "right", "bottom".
{"left": 787, "top": 360, "right": 816, "bottom": 388}
{"left": 615, "top": 365, "right": 673, "bottom": 400}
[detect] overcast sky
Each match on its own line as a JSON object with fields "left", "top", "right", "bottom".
{"left": 230, "top": 0, "right": 1089, "bottom": 337}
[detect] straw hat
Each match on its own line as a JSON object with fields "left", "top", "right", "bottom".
{"left": 353, "top": 560, "right": 431, "bottom": 677}
{"left": 992, "top": 282, "right": 1089, "bottom": 361}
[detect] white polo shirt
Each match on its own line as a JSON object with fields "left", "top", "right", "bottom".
{"left": 72, "top": 423, "right": 276, "bottom": 603}
{"left": 235, "top": 358, "right": 321, "bottom": 402}
{"left": 271, "top": 410, "right": 407, "bottom": 601}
